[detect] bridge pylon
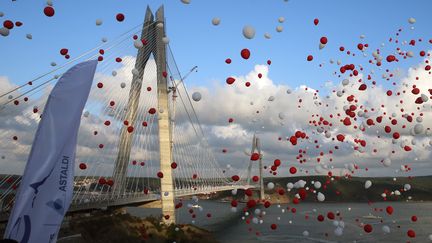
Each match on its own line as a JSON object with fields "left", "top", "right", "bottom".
{"left": 112, "top": 5, "right": 176, "bottom": 224}
{"left": 246, "top": 134, "right": 265, "bottom": 201}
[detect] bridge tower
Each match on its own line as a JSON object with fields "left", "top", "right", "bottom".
{"left": 112, "top": 5, "right": 176, "bottom": 224}
{"left": 246, "top": 134, "right": 265, "bottom": 201}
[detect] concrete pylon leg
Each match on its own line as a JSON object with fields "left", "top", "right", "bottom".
{"left": 112, "top": 5, "right": 176, "bottom": 224}
{"left": 112, "top": 6, "right": 154, "bottom": 196}
{"left": 155, "top": 5, "right": 176, "bottom": 225}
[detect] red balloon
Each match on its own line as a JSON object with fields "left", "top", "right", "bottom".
{"left": 60, "top": 48, "right": 68, "bottom": 55}
{"left": 313, "top": 18, "right": 319, "bottom": 26}
{"left": 231, "top": 175, "right": 240, "bottom": 181}
{"left": 157, "top": 171, "right": 164, "bottom": 178}
{"left": 107, "top": 179, "right": 114, "bottom": 187}
{"left": 289, "top": 167, "right": 297, "bottom": 174}
{"left": 336, "top": 134, "right": 345, "bottom": 142}
{"left": 116, "top": 13, "right": 125, "bottom": 22}
{"left": 320, "top": 37, "right": 328, "bottom": 44}
{"left": 386, "top": 55, "right": 396, "bottom": 62}
{"left": 226, "top": 77, "right": 235, "bottom": 85}
{"left": 44, "top": 6, "right": 55, "bottom": 17}
{"left": 358, "top": 84, "right": 367, "bottom": 91}
{"left": 127, "top": 126, "right": 134, "bottom": 133}
{"left": 171, "top": 162, "right": 178, "bottom": 169}
{"left": 79, "top": 163, "right": 87, "bottom": 170}
{"left": 363, "top": 224, "right": 373, "bottom": 233}
{"left": 148, "top": 108, "right": 156, "bottom": 114}
{"left": 407, "top": 229, "right": 416, "bottom": 238}
{"left": 250, "top": 152, "right": 260, "bottom": 161}
{"left": 3, "top": 20, "right": 14, "bottom": 29}
{"left": 98, "top": 178, "right": 106, "bottom": 185}
{"left": 241, "top": 48, "right": 251, "bottom": 59}
{"left": 386, "top": 206, "right": 393, "bottom": 215}
{"left": 270, "top": 224, "right": 277, "bottom": 230}
{"left": 307, "top": 55, "right": 313, "bottom": 61}
{"left": 97, "top": 82, "right": 103, "bottom": 88}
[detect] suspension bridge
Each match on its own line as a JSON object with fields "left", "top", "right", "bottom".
{"left": 0, "top": 5, "right": 264, "bottom": 225}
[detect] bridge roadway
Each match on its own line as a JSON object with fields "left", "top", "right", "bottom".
{"left": 0, "top": 185, "right": 254, "bottom": 223}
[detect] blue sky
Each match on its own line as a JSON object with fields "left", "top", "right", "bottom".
{"left": 1, "top": 0, "right": 431, "bottom": 92}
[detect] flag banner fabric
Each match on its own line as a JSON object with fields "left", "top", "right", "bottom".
{"left": 4, "top": 60, "right": 98, "bottom": 243}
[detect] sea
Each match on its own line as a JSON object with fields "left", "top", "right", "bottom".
{"left": 127, "top": 201, "right": 432, "bottom": 243}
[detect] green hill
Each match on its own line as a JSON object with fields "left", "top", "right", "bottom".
{"left": 264, "top": 175, "right": 432, "bottom": 202}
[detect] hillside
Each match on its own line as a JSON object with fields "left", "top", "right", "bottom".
{"left": 263, "top": 175, "right": 432, "bottom": 202}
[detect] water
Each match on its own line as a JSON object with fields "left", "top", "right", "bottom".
{"left": 127, "top": 201, "right": 432, "bottom": 243}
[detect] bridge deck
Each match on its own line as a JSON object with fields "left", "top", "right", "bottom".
{"left": 0, "top": 185, "right": 255, "bottom": 222}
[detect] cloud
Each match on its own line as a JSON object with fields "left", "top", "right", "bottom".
{"left": 1, "top": 54, "right": 431, "bottom": 180}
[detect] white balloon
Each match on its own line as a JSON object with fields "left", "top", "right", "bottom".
{"left": 414, "top": 123, "right": 424, "bottom": 134}
{"left": 192, "top": 92, "right": 202, "bottom": 102}
{"left": 382, "top": 225, "right": 391, "bottom": 233}
{"left": 120, "top": 82, "right": 126, "bottom": 88}
{"left": 231, "top": 189, "right": 238, "bottom": 195}
{"left": 50, "top": 62, "right": 57, "bottom": 67}
{"left": 26, "top": 34, "right": 33, "bottom": 39}
{"left": 131, "top": 68, "right": 139, "bottom": 76}
{"left": 267, "top": 182, "right": 275, "bottom": 190}
{"left": 286, "top": 88, "right": 292, "bottom": 94}
{"left": 101, "top": 37, "right": 108, "bottom": 42}
{"left": 252, "top": 217, "right": 259, "bottom": 224}
{"left": 212, "top": 17, "right": 221, "bottom": 26}
{"left": 162, "top": 37, "right": 170, "bottom": 44}
{"left": 134, "top": 39, "right": 143, "bottom": 49}
{"left": 404, "top": 184, "right": 411, "bottom": 191}
{"left": 303, "top": 230, "right": 309, "bottom": 237}
{"left": 264, "top": 33, "right": 271, "bottom": 39}
{"left": 96, "top": 19, "right": 103, "bottom": 26}
{"left": 317, "top": 192, "right": 325, "bottom": 202}
{"left": 112, "top": 71, "right": 117, "bottom": 76}
{"left": 83, "top": 111, "right": 90, "bottom": 117}
{"left": 0, "top": 12, "right": 4, "bottom": 17}
{"left": 383, "top": 157, "right": 391, "bottom": 167}
{"left": 319, "top": 43, "right": 326, "bottom": 50}
{"left": 334, "top": 227, "right": 343, "bottom": 236}
{"left": 181, "top": 0, "right": 191, "bottom": 4}
{"left": 46, "top": 0, "right": 53, "bottom": 6}
{"left": 242, "top": 25, "right": 256, "bottom": 39}
{"left": 314, "top": 181, "right": 322, "bottom": 189}
{"left": 268, "top": 96, "right": 275, "bottom": 102}
{"left": 365, "top": 180, "right": 372, "bottom": 189}
{"left": 342, "top": 79, "right": 349, "bottom": 86}
{"left": 0, "top": 28, "right": 10, "bottom": 37}
{"left": 408, "top": 17, "right": 416, "bottom": 24}
{"left": 276, "top": 26, "right": 283, "bottom": 32}
{"left": 278, "top": 112, "right": 285, "bottom": 120}
{"left": 287, "top": 182, "right": 294, "bottom": 189}
{"left": 278, "top": 17, "right": 285, "bottom": 23}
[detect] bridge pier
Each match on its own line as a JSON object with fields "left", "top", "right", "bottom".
{"left": 246, "top": 134, "right": 265, "bottom": 201}
{"left": 154, "top": 6, "right": 176, "bottom": 225}
{"left": 112, "top": 5, "right": 176, "bottom": 224}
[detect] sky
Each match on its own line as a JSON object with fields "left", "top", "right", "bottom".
{"left": 1, "top": 0, "right": 432, "bottom": 178}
